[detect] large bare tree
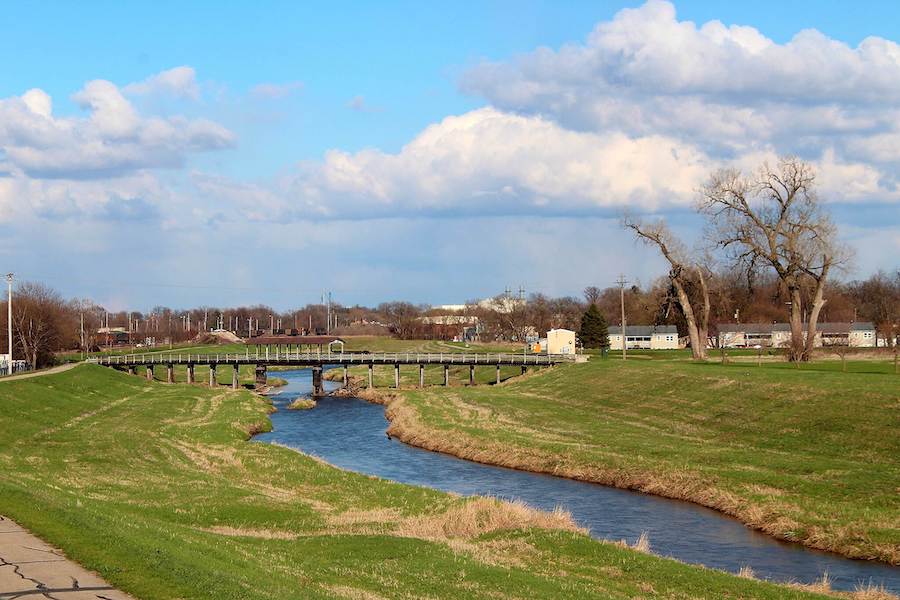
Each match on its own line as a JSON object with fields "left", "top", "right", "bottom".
{"left": 698, "top": 157, "right": 849, "bottom": 361}
{"left": 13, "top": 282, "right": 70, "bottom": 368}
{"left": 624, "top": 218, "right": 710, "bottom": 360}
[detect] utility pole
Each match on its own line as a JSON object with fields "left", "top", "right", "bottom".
{"left": 617, "top": 274, "right": 628, "bottom": 361}
{"left": 6, "top": 273, "right": 13, "bottom": 375}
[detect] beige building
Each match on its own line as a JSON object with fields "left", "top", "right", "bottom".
{"left": 718, "top": 322, "right": 876, "bottom": 348}
{"left": 608, "top": 325, "right": 679, "bottom": 350}
{"left": 546, "top": 329, "right": 576, "bottom": 354}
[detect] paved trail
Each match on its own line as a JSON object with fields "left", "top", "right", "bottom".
{"left": 0, "top": 363, "right": 78, "bottom": 383}
{"left": 1, "top": 364, "right": 136, "bottom": 599}
{"left": 0, "top": 517, "right": 135, "bottom": 600}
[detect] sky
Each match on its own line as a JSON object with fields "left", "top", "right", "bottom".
{"left": 1, "top": 0, "right": 899, "bottom": 311}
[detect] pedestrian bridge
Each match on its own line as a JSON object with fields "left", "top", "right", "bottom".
{"left": 89, "top": 351, "right": 581, "bottom": 395}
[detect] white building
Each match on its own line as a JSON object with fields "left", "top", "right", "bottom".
{"left": 609, "top": 325, "right": 679, "bottom": 350}
{"left": 717, "top": 322, "right": 876, "bottom": 348}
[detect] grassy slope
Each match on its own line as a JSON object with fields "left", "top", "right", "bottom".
{"left": 0, "top": 365, "right": 833, "bottom": 599}
{"left": 387, "top": 354, "right": 900, "bottom": 564}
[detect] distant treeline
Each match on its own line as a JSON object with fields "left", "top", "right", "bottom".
{"left": 1, "top": 267, "right": 897, "bottom": 369}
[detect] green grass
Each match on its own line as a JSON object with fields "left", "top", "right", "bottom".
{"left": 389, "top": 354, "right": 900, "bottom": 564}
{"left": 0, "top": 365, "right": 834, "bottom": 599}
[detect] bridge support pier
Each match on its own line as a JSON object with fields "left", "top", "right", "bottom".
{"left": 469, "top": 364, "right": 475, "bottom": 386}
{"left": 496, "top": 364, "right": 501, "bottom": 385}
{"left": 521, "top": 366, "right": 527, "bottom": 375}
{"left": 443, "top": 364, "right": 449, "bottom": 386}
{"left": 394, "top": 364, "right": 400, "bottom": 388}
{"left": 166, "top": 364, "right": 174, "bottom": 384}
{"left": 146, "top": 366, "right": 153, "bottom": 381}
{"left": 368, "top": 364, "right": 373, "bottom": 388}
{"left": 187, "top": 364, "right": 194, "bottom": 384}
{"left": 418, "top": 364, "right": 425, "bottom": 388}
{"left": 232, "top": 364, "right": 240, "bottom": 390}
{"left": 312, "top": 367, "right": 324, "bottom": 397}
{"left": 255, "top": 364, "right": 267, "bottom": 388}
{"left": 127, "top": 366, "right": 135, "bottom": 376}
{"left": 342, "top": 365, "right": 348, "bottom": 387}
{"left": 209, "top": 364, "right": 217, "bottom": 387}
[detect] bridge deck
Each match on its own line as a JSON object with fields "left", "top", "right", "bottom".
{"left": 90, "top": 351, "right": 578, "bottom": 367}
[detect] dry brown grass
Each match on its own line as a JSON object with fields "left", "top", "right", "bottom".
{"left": 739, "top": 565, "right": 756, "bottom": 579}
{"left": 287, "top": 397, "right": 316, "bottom": 410}
{"left": 201, "top": 525, "right": 299, "bottom": 540}
{"left": 630, "top": 531, "right": 652, "bottom": 554}
{"left": 396, "top": 496, "right": 584, "bottom": 540}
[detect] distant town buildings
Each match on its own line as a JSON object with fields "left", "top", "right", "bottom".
{"left": 608, "top": 325, "right": 680, "bottom": 350}
{"left": 717, "top": 322, "right": 876, "bottom": 348}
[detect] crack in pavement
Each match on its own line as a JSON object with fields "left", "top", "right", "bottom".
{"left": 0, "top": 517, "right": 134, "bottom": 600}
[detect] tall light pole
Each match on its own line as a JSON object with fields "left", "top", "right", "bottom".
{"left": 617, "top": 274, "right": 628, "bottom": 361}
{"left": 6, "top": 273, "right": 12, "bottom": 375}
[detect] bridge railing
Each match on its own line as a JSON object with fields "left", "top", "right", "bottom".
{"left": 87, "top": 351, "right": 579, "bottom": 367}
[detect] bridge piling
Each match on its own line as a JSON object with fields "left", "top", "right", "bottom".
{"left": 146, "top": 366, "right": 153, "bottom": 381}
{"left": 255, "top": 364, "right": 267, "bottom": 388}
{"left": 469, "top": 364, "right": 475, "bottom": 386}
{"left": 209, "top": 364, "right": 217, "bottom": 387}
{"left": 312, "top": 367, "right": 323, "bottom": 396}
{"left": 367, "top": 364, "right": 373, "bottom": 388}
{"left": 232, "top": 364, "right": 240, "bottom": 390}
{"left": 342, "top": 366, "right": 348, "bottom": 387}
{"left": 187, "top": 364, "right": 194, "bottom": 384}
{"left": 418, "top": 364, "right": 425, "bottom": 388}
{"left": 167, "top": 364, "right": 174, "bottom": 384}
{"left": 521, "top": 366, "right": 528, "bottom": 375}
{"left": 443, "top": 364, "right": 449, "bottom": 386}
{"left": 127, "top": 366, "right": 135, "bottom": 376}
{"left": 394, "top": 364, "right": 400, "bottom": 388}
{"left": 496, "top": 364, "right": 501, "bottom": 385}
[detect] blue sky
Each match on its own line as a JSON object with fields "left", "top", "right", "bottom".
{"left": 1, "top": 1, "right": 899, "bottom": 310}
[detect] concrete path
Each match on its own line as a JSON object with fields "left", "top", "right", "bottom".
{"left": 0, "top": 364, "right": 78, "bottom": 383}
{"left": 0, "top": 516, "right": 135, "bottom": 599}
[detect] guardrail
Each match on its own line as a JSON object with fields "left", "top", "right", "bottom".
{"left": 88, "top": 351, "right": 578, "bottom": 367}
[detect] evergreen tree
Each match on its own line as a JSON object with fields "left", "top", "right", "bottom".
{"left": 579, "top": 303, "right": 609, "bottom": 350}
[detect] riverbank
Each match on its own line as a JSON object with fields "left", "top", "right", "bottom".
{"left": 336, "top": 355, "right": 899, "bottom": 566}
{"left": 0, "top": 364, "right": 854, "bottom": 599}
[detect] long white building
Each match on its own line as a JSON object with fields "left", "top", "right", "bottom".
{"left": 717, "top": 322, "right": 876, "bottom": 348}
{"left": 608, "top": 325, "right": 680, "bottom": 350}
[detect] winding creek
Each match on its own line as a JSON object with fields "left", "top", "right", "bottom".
{"left": 254, "top": 368, "right": 900, "bottom": 593}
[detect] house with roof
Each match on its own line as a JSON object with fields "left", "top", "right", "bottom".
{"left": 608, "top": 325, "right": 679, "bottom": 350}
{"left": 717, "top": 322, "right": 876, "bottom": 348}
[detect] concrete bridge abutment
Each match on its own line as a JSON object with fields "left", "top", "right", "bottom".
{"left": 209, "top": 364, "right": 217, "bottom": 387}
{"left": 146, "top": 366, "right": 153, "bottom": 381}
{"left": 232, "top": 364, "right": 240, "bottom": 390}
{"left": 166, "top": 364, "right": 174, "bottom": 384}
{"left": 443, "top": 364, "right": 449, "bottom": 386}
{"left": 187, "top": 364, "right": 195, "bottom": 384}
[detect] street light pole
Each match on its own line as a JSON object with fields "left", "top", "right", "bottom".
{"left": 6, "top": 273, "right": 12, "bottom": 375}
{"left": 617, "top": 274, "right": 628, "bottom": 361}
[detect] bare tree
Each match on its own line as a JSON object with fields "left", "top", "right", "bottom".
{"left": 13, "top": 282, "right": 69, "bottom": 368}
{"left": 698, "top": 157, "right": 850, "bottom": 361}
{"left": 624, "top": 218, "right": 710, "bottom": 360}
{"left": 583, "top": 286, "right": 602, "bottom": 306}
